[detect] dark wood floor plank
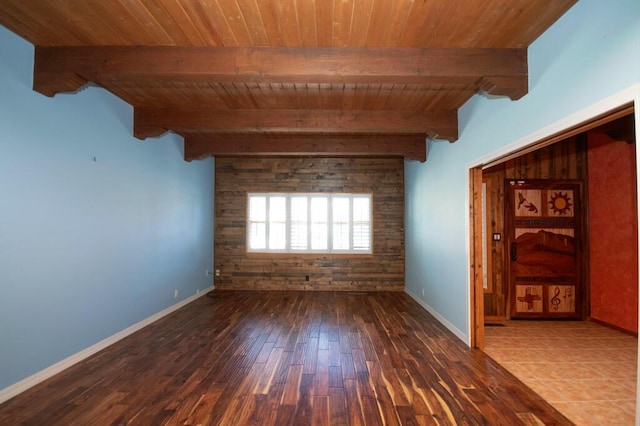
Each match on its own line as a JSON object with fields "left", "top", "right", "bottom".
{"left": 344, "top": 379, "right": 367, "bottom": 426}
{"left": 311, "top": 395, "right": 330, "bottom": 425}
{"left": 246, "top": 394, "right": 278, "bottom": 426}
{"left": 328, "top": 365, "right": 344, "bottom": 389}
{"left": 328, "top": 387, "right": 348, "bottom": 426}
{"left": 181, "top": 382, "right": 225, "bottom": 425}
{"left": 0, "top": 291, "right": 573, "bottom": 426}
{"left": 318, "top": 330, "right": 329, "bottom": 350}
{"left": 255, "top": 340, "right": 275, "bottom": 364}
{"left": 329, "top": 340, "right": 342, "bottom": 367}
{"left": 303, "top": 336, "right": 319, "bottom": 375}
{"left": 360, "top": 395, "right": 385, "bottom": 426}
{"left": 204, "top": 367, "right": 249, "bottom": 425}
{"left": 313, "top": 349, "right": 330, "bottom": 396}
{"left": 274, "top": 404, "right": 297, "bottom": 426}
{"left": 253, "top": 346, "right": 284, "bottom": 395}
{"left": 293, "top": 373, "right": 314, "bottom": 424}
{"left": 281, "top": 364, "right": 303, "bottom": 405}
{"left": 340, "top": 352, "right": 357, "bottom": 380}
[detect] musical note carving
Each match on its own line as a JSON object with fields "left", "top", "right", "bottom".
{"left": 550, "top": 286, "right": 561, "bottom": 311}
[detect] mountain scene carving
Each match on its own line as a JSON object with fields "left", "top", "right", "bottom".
{"left": 515, "top": 230, "right": 575, "bottom": 276}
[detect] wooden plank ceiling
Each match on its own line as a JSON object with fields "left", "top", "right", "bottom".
{"left": 0, "top": 0, "right": 576, "bottom": 161}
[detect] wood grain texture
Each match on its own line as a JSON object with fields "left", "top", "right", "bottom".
{"left": 0, "top": 291, "right": 572, "bottom": 425}
{"left": 0, "top": 0, "right": 576, "bottom": 48}
{"left": 133, "top": 107, "right": 458, "bottom": 141}
{"left": 469, "top": 167, "right": 485, "bottom": 348}
{"left": 482, "top": 135, "right": 588, "bottom": 319}
{"left": 0, "top": 0, "right": 576, "bottom": 158}
{"left": 215, "top": 157, "right": 404, "bottom": 292}
{"left": 33, "top": 46, "right": 527, "bottom": 86}
{"left": 183, "top": 134, "right": 427, "bottom": 162}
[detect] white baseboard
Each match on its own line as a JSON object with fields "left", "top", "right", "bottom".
{"left": 404, "top": 288, "right": 470, "bottom": 346}
{"left": 0, "top": 285, "right": 214, "bottom": 405}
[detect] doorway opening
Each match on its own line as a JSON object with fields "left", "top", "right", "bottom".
{"left": 470, "top": 101, "right": 637, "bottom": 347}
{"left": 468, "top": 98, "right": 639, "bottom": 424}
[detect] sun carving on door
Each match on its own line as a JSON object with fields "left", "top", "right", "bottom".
{"left": 548, "top": 191, "right": 573, "bottom": 215}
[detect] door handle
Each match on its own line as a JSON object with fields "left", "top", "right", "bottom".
{"left": 511, "top": 242, "right": 518, "bottom": 261}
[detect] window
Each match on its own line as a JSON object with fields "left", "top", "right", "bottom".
{"left": 247, "top": 193, "right": 372, "bottom": 253}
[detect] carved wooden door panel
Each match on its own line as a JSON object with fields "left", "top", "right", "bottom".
{"left": 507, "top": 180, "right": 582, "bottom": 319}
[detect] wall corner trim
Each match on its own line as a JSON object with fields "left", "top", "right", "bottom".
{"left": 0, "top": 286, "right": 215, "bottom": 405}
{"left": 404, "top": 288, "right": 470, "bottom": 346}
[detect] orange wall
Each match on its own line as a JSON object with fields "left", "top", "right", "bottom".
{"left": 588, "top": 133, "right": 638, "bottom": 333}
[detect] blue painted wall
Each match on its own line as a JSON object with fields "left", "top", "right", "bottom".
{"left": 405, "top": 0, "right": 640, "bottom": 339}
{"left": 0, "top": 26, "right": 215, "bottom": 390}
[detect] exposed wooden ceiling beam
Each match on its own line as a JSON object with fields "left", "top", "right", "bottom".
{"left": 134, "top": 108, "right": 458, "bottom": 142}
{"left": 183, "top": 134, "right": 427, "bottom": 162}
{"left": 33, "top": 46, "right": 527, "bottom": 99}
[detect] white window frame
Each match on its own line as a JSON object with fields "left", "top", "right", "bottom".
{"left": 247, "top": 192, "right": 373, "bottom": 254}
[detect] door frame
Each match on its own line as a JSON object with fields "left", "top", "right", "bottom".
{"left": 467, "top": 84, "right": 639, "bottom": 350}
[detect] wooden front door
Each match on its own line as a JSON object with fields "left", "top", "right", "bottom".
{"left": 506, "top": 180, "right": 583, "bottom": 319}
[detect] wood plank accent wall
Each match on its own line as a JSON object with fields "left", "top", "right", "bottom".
{"left": 483, "top": 136, "right": 588, "bottom": 318}
{"left": 214, "top": 157, "right": 404, "bottom": 291}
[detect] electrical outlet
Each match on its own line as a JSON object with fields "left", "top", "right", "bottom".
{"left": 215, "top": 269, "right": 220, "bottom": 277}
{"left": 174, "top": 289, "right": 179, "bottom": 298}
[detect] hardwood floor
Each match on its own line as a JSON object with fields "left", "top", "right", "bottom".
{"left": 0, "top": 291, "right": 572, "bottom": 425}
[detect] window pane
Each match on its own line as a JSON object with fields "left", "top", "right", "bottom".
{"left": 353, "top": 197, "right": 371, "bottom": 250}
{"left": 269, "top": 196, "right": 286, "bottom": 221}
{"left": 269, "top": 223, "right": 286, "bottom": 249}
{"left": 353, "top": 223, "right": 370, "bottom": 250}
{"left": 310, "top": 197, "right": 328, "bottom": 250}
{"left": 248, "top": 196, "right": 267, "bottom": 249}
{"left": 332, "top": 197, "right": 350, "bottom": 250}
{"left": 290, "top": 197, "right": 308, "bottom": 250}
{"left": 269, "top": 196, "right": 286, "bottom": 249}
{"left": 353, "top": 197, "right": 370, "bottom": 221}
{"left": 249, "top": 223, "right": 266, "bottom": 249}
{"left": 249, "top": 196, "right": 266, "bottom": 221}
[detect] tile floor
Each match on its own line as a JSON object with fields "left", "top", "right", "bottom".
{"left": 484, "top": 320, "right": 638, "bottom": 425}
